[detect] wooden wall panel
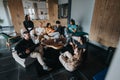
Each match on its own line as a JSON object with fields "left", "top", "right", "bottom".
{"left": 7, "top": 0, "right": 67, "bottom": 33}
{"left": 90, "top": 0, "right": 120, "bottom": 47}
{"left": 8, "top": 0, "right": 24, "bottom": 33}
{"left": 48, "top": 0, "right": 58, "bottom": 23}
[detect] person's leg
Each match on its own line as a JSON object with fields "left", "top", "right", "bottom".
{"left": 59, "top": 54, "right": 75, "bottom": 72}
{"left": 64, "top": 51, "right": 73, "bottom": 59}
{"left": 48, "top": 32, "right": 60, "bottom": 39}
{"left": 53, "top": 32, "right": 60, "bottom": 39}
{"left": 30, "top": 52, "right": 45, "bottom": 65}
{"left": 59, "top": 54, "right": 68, "bottom": 67}
{"left": 30, "top": 52, "right": 51, "bottom": 71}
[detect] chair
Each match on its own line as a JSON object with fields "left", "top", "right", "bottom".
{"left": 0, "top": 32, "right": 36, "bottom": 68}
{"left": 12, "top": 50, "right": 36, "bottom": 68}
{"left": 0, "top": 32, "right": 22, "bottom": 49}
{"left": 93, "top": 68, "right": 108, "bottom": 80}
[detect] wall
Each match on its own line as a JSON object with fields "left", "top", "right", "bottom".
{"left": 90, "top": 0, "right": 120, "bottom": 47}
{"left": 105, "top": 39, "right": 120, "bottom": 80}
{"left": 33, "top": 0, "right": 59, "bottom": 27}
{"left": 8, "top": 0, "right": 25, "bottom": 33}
{"left": 0, "top": 0, "right": 12, "bottom": 26}
{"left": 6, "top": 0, "right": 67, "bottom": 33}
{"left": 22, "top": 0, "right": 48, "bottom": 20}
{"left": 48, "top": 0, "right": 58, "bottom": 24}
{"left": 58, "top": 0, "right": 68, "bottom": 26}
{"left": 71, "top": 0, "right": 95, "bottom": 33}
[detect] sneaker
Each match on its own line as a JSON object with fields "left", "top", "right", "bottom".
{"left": 42, "top": 65, "right": 52, "bottom": 71}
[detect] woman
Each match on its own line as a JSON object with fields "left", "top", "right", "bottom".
{"left": 59, "top": 47, "right": 83, "bottom": 72}
{"left": 23, "top": 15, "right": 34, "bottom": 32}
{"left": 59, "top": 35, "right": 87, "bottom": 72}
{"left": 22, "top": 15, "right": 34, "bottom": 37}
{"left": 35, "top": 22, "right": 45, "bottom": 36}
{"left": 44, "top": 23, "right": 60, "bottom": 39}
{"left": 45, "top": 23, "right": 55, "bottom": 34}
{"left": 68, "top": 19, "right": 77, "bottom": 34}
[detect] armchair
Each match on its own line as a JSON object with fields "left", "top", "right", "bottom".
{"left": 0, "top": 32, "right": 22, "bottom": 49}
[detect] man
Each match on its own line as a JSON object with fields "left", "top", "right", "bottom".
{"left": 15, "top": 31, "right": 51, "bottom": 71}
{"left": 54, "top": 20, "right": 65, "bottom": 37}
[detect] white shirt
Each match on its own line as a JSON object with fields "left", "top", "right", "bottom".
{"left": 35, "top": 27, "right": 45, "bottom": 35}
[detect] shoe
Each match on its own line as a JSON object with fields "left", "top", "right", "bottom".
{"left": 42, "top": 65, "right": 52, "bottom": 71}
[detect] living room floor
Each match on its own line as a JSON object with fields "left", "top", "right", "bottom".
{"left": 0, "top": 27, "right": 109, "bottom": 80}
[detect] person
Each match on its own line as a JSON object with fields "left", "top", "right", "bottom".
{"left": 54, "top": 20, "right": 65, "bottom": 37}
{"left": 67, "top": 19, "right": 77, "bottom": 34}
{"left": 59, "top": 35, "right": 87, "bottom": 72}
{"left": 23, "top": 15, "right": 34, "bottom": 36}
{"left": 34, "top": 22, "right": 46, "bottom": 43}
{"left": 44, "top": 23, "right": 60, "bottom": 40}
{"left": 15, "top": 31, "right": 51, "bottom": 71}
{"left": 68, "top": 19, "right": 88, "bottom": 37}
{"left": 71, "top": 36, "right": 87, "bottom": 51}
{"left": 35, "top": 22, "right": 45, "bottom": 36}
{"left": 64, "top": 19, "right": 77, "bottom": 46}
{"left": 59, "top": 47, "right": 83, "bottom": 72}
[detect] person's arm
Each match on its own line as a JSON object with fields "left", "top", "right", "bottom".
{"left": 72, "top": 28, "right": 77, "bottom": 33}
{"left": 15, "top": 42, "right": 29, "bottom": 58}
{"left": 73, "top": 39, "right": 86, "bottom": 49}
{"left": 70, "top": 25, "right": 77, "bottom": 33}
{"left": 30, "top": 21, "right": 34, "bottom": 31}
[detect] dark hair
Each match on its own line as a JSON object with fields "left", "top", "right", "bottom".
{"left": 23, "top": 31, "right": 29, "bottom": 34}
{"left": 56, "top": 20, "right": 61, "bottom": 24}
{"left": 70, "top": 19, "right": 75, "bottom": 25}
{"left": 46, "top": 23, "right": 51, "bottom": 27}
{"left": 25, "top": 15, "right": 29, "bottom": 21}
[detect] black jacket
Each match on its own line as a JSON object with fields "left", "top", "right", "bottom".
{"left": 55, "top": 26, "right": 65, "bottom": 36}
{"left": 15, "top": 38, "right": 36, "bottom": 58}
{"left": 23, "top": 20, "right": 34, "bottom": 32}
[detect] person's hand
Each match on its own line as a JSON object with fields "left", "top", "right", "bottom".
{"left": 69, "top": 42, "right": 73, "bottom": 45}
{"left": 25, "top": 49, "right": 30, "bottom": 54}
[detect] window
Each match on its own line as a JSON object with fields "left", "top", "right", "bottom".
{"left": 58, "top": 3, "right": 68, "bottom": 19}
{"left": 22, "top": 0, "right": 49, "bottom": 20}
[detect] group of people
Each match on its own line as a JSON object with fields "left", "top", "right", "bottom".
{"left": 15, "top": 14, "right": 87, "bottom": 72}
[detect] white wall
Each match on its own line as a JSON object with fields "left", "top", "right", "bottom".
{"left": 71, "top": 0, "right": 95, "bottom": 33}
{"left": 0, "top": 0, "right": 12, "bottom": 26}
{"left": 105, "top": 39, "right": 120, "bottom": 80}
